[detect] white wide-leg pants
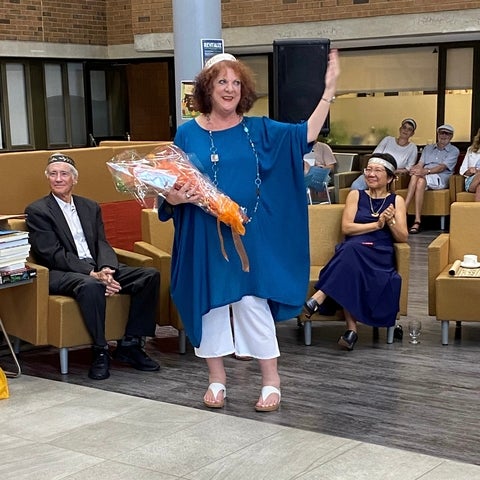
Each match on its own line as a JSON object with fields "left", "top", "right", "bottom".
{"left": 195, "top": 295, "right": 280, "bottom": 359}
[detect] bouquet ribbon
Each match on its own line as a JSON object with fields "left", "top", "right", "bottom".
{"left": 107, "top": 144, "right": 250, "bottom": 271}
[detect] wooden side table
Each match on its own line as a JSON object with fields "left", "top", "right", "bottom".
{"left": 0, "top": 279, "right": 33, "bottom": 378}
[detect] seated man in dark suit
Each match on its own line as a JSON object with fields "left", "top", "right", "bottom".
{"left": 25, "top": 153, "right": 161, "bottom": 380}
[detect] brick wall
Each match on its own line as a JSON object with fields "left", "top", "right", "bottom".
{"left": 1, "top": 0, "right": 479, "bottom": 46}
{"left": 221, "top": 0, "right": 480, "bottom": 26}
{"left": 120, "top": 0, "right": 480, "bottom": 43}
{"left": 129, "top": 0, "right": 172, "bottom": 38}
{"left": 131, "top": 0, "right": 480, "bottom": 35}
{"left": 0, "top": 0, "right": 107, "bottom": 45}
{"left": 106, "top": 0, "right": 133, "bottom": 45}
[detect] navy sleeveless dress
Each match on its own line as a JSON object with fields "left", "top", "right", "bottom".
{"left": 314, "top": 190, "right": 401, "bottom": 327}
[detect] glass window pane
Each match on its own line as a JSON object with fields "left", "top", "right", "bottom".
{"left": 445, "top": 48, "right": 473, "bottom": 143}
{"left": 45, "top": 63, "right": 67, "bottom": 144}
{"left": 337, "top": 47, "right": 438, "bottom": 93}
{"left": 68, "top": 63, "right": 86, "bottom": 146}
{"left": 329, "top": 47, "right": 439, "bottom": 146}
{"left": 239, "top": 55, "right": 269, "bottom": 117}
{"left": 90, "top": 70, "right": 110, "bottom": 137}
{"left": 6, "top": 63, "right": 30, "bottom": 146}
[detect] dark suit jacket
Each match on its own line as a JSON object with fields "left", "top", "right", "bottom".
{"left": 25, "top": 193, "right": 118, "bottom": 276}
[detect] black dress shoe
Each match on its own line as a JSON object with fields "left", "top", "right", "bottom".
{"left": 88, "top": 346, "right": 110, "bottom": 380}
{"left": 337, "top": 330, "right": 358, "bottom": 351}
{"left": 303, "top": 297, "right": 320, "bottom": 318}
{"left": 114, "top": 340, "right": 160, "bottom": 371}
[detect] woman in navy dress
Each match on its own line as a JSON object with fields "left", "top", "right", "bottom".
{"left": 303, "top": 153, "right": 408, "bottom": 350}
{"left": 160, "top": 52, "right": 339, "bottom": 411}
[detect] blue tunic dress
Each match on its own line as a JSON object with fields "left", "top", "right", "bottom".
{"left": 160, "top": 117, "right": 311, "bottom": 347}
{"left": 314, "top": 190, "right": 401, "bottom": 327}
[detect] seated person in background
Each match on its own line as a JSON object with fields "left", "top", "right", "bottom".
{"left": 459, "top": 127, "right": 480, "bottom": 201}
{"left": 304, "top": 141, "right": 337, "bottom": 202}
{"left": 25, "top": 153, "right": 161, "bottom": 380}
{"left": 303, "top": 141, "right": 336, "bottom": 187}
{"left": 351, "top": 118, "right": 418, "bottom": 190}
{"left": 405, "top": 124, "right": 459, "bottom": 234}
{"left": 303, "top": 153, "right": 408, "bottom": 351}
{"left": 309, "top": 141, "right": 336, "bottom": 175}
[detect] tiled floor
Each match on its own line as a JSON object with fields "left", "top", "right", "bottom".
{"left": 1, "top": 375, "right": 480, "bottom": 480}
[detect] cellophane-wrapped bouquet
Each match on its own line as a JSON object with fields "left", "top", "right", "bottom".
{"left": 106, "top": 144, "right": 248, "bottom": 236}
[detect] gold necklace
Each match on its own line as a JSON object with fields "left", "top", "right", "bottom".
{"left": 368, "top": 192, "right": 388, "bottom": 217}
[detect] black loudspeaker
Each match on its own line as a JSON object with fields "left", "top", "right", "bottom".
{"left": 273, "top": 38, "right": 330, "bottom": 134}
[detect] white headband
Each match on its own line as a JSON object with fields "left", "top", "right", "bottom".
{"left": 368, "top": 157, "right": 396, "bottom": 174}
{"left": 204, "top": 53, "right": 237, "bottom": 69}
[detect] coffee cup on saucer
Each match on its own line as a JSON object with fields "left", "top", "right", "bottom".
{"left": 460, "top": 254, "right": 480, "bottom": 268}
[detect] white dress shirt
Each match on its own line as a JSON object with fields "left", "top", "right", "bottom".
{"left": 55, "top": 197, "right": 93, "bottom": 260}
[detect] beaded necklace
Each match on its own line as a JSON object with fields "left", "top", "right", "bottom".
{"left": 208, "top": 119, "right": 261, "bottom": 223}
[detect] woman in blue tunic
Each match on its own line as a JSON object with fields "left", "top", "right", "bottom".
{"left": 159, "top": 51, "right": 339, "bottom": 411}
{"left": 303, "top": 153, "right": 409, "bottom": 350}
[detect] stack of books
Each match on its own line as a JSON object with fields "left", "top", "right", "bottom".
{"left": 0, "top": 229, "right": 37, "bottom": 285}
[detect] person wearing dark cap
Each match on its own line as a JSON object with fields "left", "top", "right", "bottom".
{"left": 25, "top": 152, "right": 161, "bottom": 380}
{"left": 405, "top": 124, "right": 459, "bottom": 233}
{"left": 351, "top": 118, "right": 419, "bottom": 190}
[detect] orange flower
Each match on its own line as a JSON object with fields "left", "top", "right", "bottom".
{"left": 107, "top": 144, "right": 250, "bottom": 270}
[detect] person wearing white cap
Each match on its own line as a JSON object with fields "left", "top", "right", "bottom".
{"left": 159, "top": 50, "right": 339, "bottom": 412}
{"left": 351, "top": 118, "right": 419, "bottom": 190}
{"left": 404, "top": 123, "right": 459, "bottom": 233}
{"left": 459, "top": 128, "right": 480, "bottom": 201}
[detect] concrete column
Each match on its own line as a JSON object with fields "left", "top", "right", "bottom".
{"left": 172, "top": 0, "right": 222, "bottom": 128}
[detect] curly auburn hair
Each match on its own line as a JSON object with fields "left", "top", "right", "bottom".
{"left": 192, "top": 60, "right": 257, "bottom": 115}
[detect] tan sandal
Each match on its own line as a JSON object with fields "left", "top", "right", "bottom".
{"left": 255, "top": 386, "right": 281, "bottom": 412}
{"left": 203, "top": 382, "right": 226, "bottom": 408}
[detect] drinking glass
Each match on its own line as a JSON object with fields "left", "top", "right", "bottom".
{"left": 408, "top": 320, "right": 422, "bottom": 344}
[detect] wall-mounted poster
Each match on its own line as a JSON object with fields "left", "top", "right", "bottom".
{"left": 201, "top": 39, "right": 224, "bottom": 67}
{"left": 181, "top": 81, "right": 200, "bottom": 119}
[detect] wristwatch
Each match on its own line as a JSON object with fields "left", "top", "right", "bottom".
{"left": 321, "top": 96, "right": 335, "bottom": 103}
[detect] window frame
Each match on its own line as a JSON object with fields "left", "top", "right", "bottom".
{"left": 0, "top": 61, "right": 34, "bottom": 151}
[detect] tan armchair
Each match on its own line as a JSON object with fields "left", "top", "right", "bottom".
{"left": 300, "top": 204, "right": 410, "bottom": 345}
{"left": 133, "top": 209, "right": 185, "bottom": 353}
{"left": 428, "top": 202, "right": 480, "bottom": 344}
{"left": 395, "top": 174, "right": 460, "bottom": 230}
{"left": 450, "top": 174, "right": 475, "bottom": 202}
{"left": 0, "top": 219, "right": 155, "bottom": 374}
{"left": 332, "top": 152, "right": 361, "bottom": 204}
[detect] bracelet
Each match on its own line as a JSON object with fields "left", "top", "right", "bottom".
{"left": 321, "top": 96, "right": 335, "bottom": 104}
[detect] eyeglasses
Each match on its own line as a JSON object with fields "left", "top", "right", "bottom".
{"left": 364, "top": 168, "right": 386, "bottom": 175}
{"left": 438, "top": 130, "right": 453, "bottom": 136}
